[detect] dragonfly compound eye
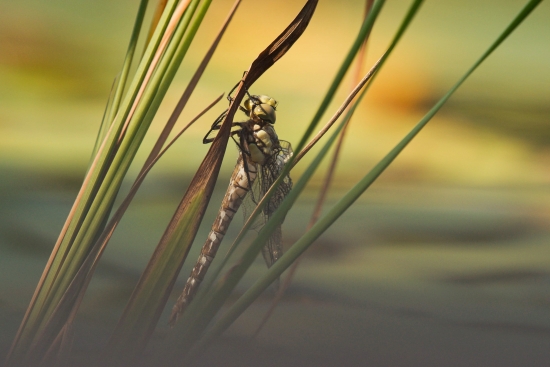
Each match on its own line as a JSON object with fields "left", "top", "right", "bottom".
{"left": 253, "top": 103, "right": 276, "bottom": 124}
{"left": 255, "top": 95, "right": 278, "bottom": 108}
{"left": 243, "top": 95, "right": 278, "bottom": 113}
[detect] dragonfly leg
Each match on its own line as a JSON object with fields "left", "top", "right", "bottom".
{"left": 203, "top": 109, "right": 229, "bottom": 144}
{"left": 230, "top": 133, "right": 241, "bottom": 149}
{"left": 226, "top": 73, "right": 249, "bottom": 105}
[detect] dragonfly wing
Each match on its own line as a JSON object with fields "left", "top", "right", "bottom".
{"left": 261, "top": 223, "right": 283, "bottom": 267}
{"left": 258, "top": 140, "right": 293, "bottom": 267}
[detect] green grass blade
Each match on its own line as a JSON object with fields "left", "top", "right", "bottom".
{"left": 252, "top": 0, "right": 378, "bottom": 336}
{"left": 91, "top": 0, "right": 149, "bottom": 160}
{"left": 293, "top": 0, "right": 385, "bottom": 157}
{"left": 39, "top": 0, "right": 204, "bottom": 324}
{"left": 104, "top": 0, "right": 150, "bottom": 141}
{"left": 193, "top": 0, "right": 543, "bottom": 351}
{"left": 90, "top": 76, "right": 117, "bottom": 163}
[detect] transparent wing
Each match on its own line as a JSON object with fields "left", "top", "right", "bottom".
{"left": 247, "top": 140, "right": 293, "bottom": 267}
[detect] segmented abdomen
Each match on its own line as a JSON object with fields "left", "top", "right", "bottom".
{"left": 170, "top": 154, "right": 257, "bottom": 324}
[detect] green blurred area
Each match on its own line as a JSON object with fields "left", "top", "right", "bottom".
{"left": 0, "top": 0, "right": 549, "bottom": 365}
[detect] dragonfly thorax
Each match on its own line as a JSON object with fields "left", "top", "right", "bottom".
{"left": 239, "top": 95, "right": 280, "bottom": 165}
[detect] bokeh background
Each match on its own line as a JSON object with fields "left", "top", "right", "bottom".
{"left": 1, "top": 0, "right": 549, "bottom": 366}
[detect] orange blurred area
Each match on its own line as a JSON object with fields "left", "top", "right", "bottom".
{"left": 364, "top": 58, "right": 437, "bottom": 114}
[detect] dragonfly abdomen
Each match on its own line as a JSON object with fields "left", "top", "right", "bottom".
{"left": 170, "top": 155, "right": 257, "bottom": 324}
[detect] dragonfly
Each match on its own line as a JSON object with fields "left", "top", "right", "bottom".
{"left": 169, "top": 93, "right": 293, "bottom": 325}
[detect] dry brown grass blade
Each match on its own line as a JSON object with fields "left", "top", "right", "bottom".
{"left": 245, "top": 0, "right": 318, "bottom": 86}
{"left": 253, "top": 0, "right": 375, "bottom": 336}
{"left": 105, "top": 0, "right": 319, "bottom": 356}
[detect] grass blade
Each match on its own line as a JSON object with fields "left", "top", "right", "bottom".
{"left": 145, "top": 0, "right": 169, "bottom": 51}
{"left": 107, "top": 0, "right": 150, "bottom": 132}
{"left": 254, "top": 0, "right": 376, "bottom": 336}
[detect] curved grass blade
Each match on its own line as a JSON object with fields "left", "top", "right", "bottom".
{"left": 180, "top": 1, "right": 387, "bottom": 328}
{"left": 104, "top": 0, "right": 318, "bottom": 360}
{"left": 244, "top": 0, "right": 318, "bottom": 86}
{"left": 192, "top": 0, "right": 543, "bottom": 352}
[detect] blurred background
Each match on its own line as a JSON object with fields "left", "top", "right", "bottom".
{"left": 1, "top": 0, "right": 549, "bottom": 366}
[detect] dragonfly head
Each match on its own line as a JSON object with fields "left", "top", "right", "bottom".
{"left": 244, "top": 95, "right": 278, "bottom": 124}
